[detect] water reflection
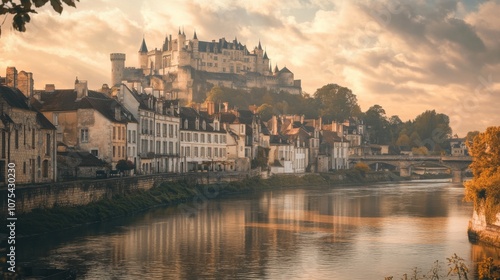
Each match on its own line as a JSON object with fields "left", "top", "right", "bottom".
{"left": 19, "top": 181, "right": 487, "bottom": 279}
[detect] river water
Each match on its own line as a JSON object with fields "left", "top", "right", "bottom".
{"left": 18, "top": 180, "right": 500, "bottom": 279}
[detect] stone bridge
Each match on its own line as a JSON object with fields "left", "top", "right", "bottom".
{"left": 349, "top": 155, "right": 472, "bottom": 183}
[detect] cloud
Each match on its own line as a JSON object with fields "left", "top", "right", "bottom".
{"left": 1, "top": 0, "right": 499, "bottom": 136}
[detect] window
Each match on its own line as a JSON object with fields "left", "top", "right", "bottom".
{"left": 201, "top": 134, "right": 205, "bottom": 143}
{"left": 81, "top": 128, "right": 89, "bottom": 143}
{"left": 14, "top": 129, "right": 18, "bottom": 149}
{"left": 42, "top": 160, "right": 48, "bottom": 178}
{"left": 113, "top": 146, "right": 116, "bottom": 157}
{"left": 132, "top": 131, "right": 136, "bottom": 143}
{"left": 187, "top": 133, "right": 191, "bottom": 142}
{"left": 163, "top": 124, "right": 167, "bottom": 137}
{"left": 156, "top": 123, "right": 161, "bottom": 136}
{"left": 201, "top": 147, "right": 205, "bottom": 157}
{"left": 215, "top": 148, "right": 219, "bottom": 157}
{"left": 175, "top": 125, "right": 178, "bottom": 137}
{"left": 23, "top": 162, "right": 26, "bottom": 174}
{"left": 46, "top": 134, "right": 51, "bottom": 155}
{"left": 214, "top": 135, "right": 218, "bottom": 143}
{"left": 53, "top": 113, "right": 59, "bottom": 126}
{"left": 32, "top": 129, "right": 35, "bottom": 149}
{"left": 118, "top": 146, "right": 121, "bottom": 157}
{"left": 128, "top": 130, "right": 131, "bottom": 143}
{"left": 207, "top": 134, "right": 211, "bottom": 143}
{"left": 169, "top": 142, "right": 173, "bottom": 154}
{"left": 113, "top": 127, "right": 116, "bottom": 140}
{"left": 222, "top": 148, "right": 226, "bottom": 157}
{"left": 181, "top": 132, "right": 184, "bottom": 141}
{"left": 207, "top": 147, "right": 212, "bottom": 157}
{"left": 186, "top": 147, "right": 190, "bottom": 157}
{"left": 194, "top": 147, "right": 198, "bottom": 157}
{"left": 169, "top": 124, "right": 173, "bottom": 137}
{"left": 194, "top": 133, "right": 198, "bottom": 142}
{"left": 91, "top": 149, "right": 98, "bottom": 157}
{"left": 122, "top": 127, "right": 125, "bottom": 140}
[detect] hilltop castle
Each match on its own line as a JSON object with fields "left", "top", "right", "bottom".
{"left": 110, "top": 29, "right": 302, "bottom": 102}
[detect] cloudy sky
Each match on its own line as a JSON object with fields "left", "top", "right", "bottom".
{"left": 1, "top": 0, "right": 499, "bottom": 136}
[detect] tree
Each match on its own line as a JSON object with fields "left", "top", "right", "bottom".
{"left": 363, "top": 104, "right": 390, "bottom": 144}
{"left": 0, "top": 0, "right": 78, "bottom": 34}
{"left": 116, "top": 159, "right": 135, "bottom": 173}
{"left": 256, "top": 103, "right": 274, "bottom": 121}
{"left": 314, "top": 84, "right": 361, "bottom": 123}
{"left": 412, "top": 110, "right": 452, "bottom": 151}
{"left": 464, "top": 127, "right": 500, "bottom": 223}
{"left": 465, "top": 131, "right": 480, "bottom": 143}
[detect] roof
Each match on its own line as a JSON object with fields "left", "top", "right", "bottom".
{"left": 0, "top": 85, "right": 30, "bottom": 110}
{"left": 36, "top": 89, "right": 136, "bottom": 123}
{"left": 36, "top": 112, "right": 56, "bottom": 130}
{"left": 279, "top": 66, "right": 292, "bottom": 74}
{"left": 180, "top": 107, "right": 225, "bottom": 133}
{"left": 139, "top": 38, "right": 148, "bottom": 53}
{"left": 321, "top": 130, "right": 345, "bottom": 146}
{"left": 57, "top": 151, "right": 108, "bottom": 167}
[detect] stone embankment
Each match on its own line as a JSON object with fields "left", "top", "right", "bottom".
{"left": 468, "top": 207, "right": 500, "bottom": 247}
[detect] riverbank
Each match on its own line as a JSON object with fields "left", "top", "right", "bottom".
{"left": 4, "top": 170, "right": 401, "bottom": 237}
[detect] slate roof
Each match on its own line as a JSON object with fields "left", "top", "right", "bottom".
{"left": 0, "top": 86, "right": 56, "bottom": 130}
{"left": 58, "top": 151, "right": 108, "bottom": 167}
{"left": 139, "top": 38, "right": 148, "bottom": 53}
{"left": 36, "top": 89, "right": 136, "bottom": 124}
{"left": 0, "top": 85, "right": 30, "bottom": 110}
{"left": 180, "top": 107, "right": 226, "bottom": 133}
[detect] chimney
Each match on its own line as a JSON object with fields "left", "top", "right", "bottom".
{"left": 223, "top": 102, "right": 229, "bottom": 112}
{"left": 207, "top": 101, "right": 215, "bottom": 115}
{"left": 75, "top": 78, "right": 88, "bottom": 101}
{"left": 45, "top": 84, "right": 55, "bottom": 93}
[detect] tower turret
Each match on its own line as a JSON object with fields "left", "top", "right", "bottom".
{"left": 110, "top": 53, "right": 126, "bottom": 86}
{"left": 192, "top": 30, "right": 199, "bottom": 59}
{"left": 139, "top": 38, "right": 149, "bottom": 70}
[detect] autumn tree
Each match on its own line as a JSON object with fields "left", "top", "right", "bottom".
{"left": 465, "top": 127, "right": 500, "bottom": 223}
{"left": 314, "top": 84, "right": 361, "bottom": 123}
{"left": 0, "top": 0, "right": 78, "bottom": 34}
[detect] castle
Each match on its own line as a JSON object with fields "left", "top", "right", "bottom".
{"left": 110, "top": 29, "right": 302, "bottom": 103}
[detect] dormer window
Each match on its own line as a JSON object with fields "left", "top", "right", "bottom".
{"left": 195, "top": 118, "right": 199, "bottom": 130}
{"left": 202, "top": 120, "right": 206, "bottom": 130}
{"left": 184, "top": 119, "right": 188, "bottom": 129}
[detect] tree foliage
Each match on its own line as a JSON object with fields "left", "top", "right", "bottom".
{"left": 0, "top": 0, "right": 78, "bottom": 34}
{"left": 116, "top": 159, "right": 135, "bottom": 172}
{"left": 314, "top": 84, "right": 361, "bottom": 123}
{"left": 465, "top": 127, "right": 500, "bottom": 223}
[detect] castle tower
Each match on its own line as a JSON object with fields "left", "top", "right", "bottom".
{"left": 192, "top": 30, "right": 199, "bottom": 57}
{"left": 263, "top": 50, "right": 270, "bottom": 75}
{"left": 254, "top": 40, "right": 264, "bottom": 74}
{"left": 139, "top": 38, "right": 149, "bottom": 70}
{"left": 178, "top": 27, "right": 186, "bottom": 51}
{"left": 110, "top": 53, "right": 126, "bottom": 86}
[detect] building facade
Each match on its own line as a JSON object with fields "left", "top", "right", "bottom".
{"left": 0, "top": 85, "right": 57, "bottom": 185}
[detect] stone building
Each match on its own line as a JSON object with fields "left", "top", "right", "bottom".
{"left": 0, "top": 85, "right": 57, "bottom": 185}
{"left": 111, "top": 83, "right": 180, "bottom": 174}
{"left": 33, "top": 79, "right": 137, "bottom": 170}
{"left": 110, "top": 29, "right": 302, "bottom": 103}
{"left": 179, "top": 107, "right": 228, "bottom": 172}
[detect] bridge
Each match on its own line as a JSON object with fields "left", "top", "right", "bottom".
{"left": 348, "top": 155, "right": 472, "bottom": 183}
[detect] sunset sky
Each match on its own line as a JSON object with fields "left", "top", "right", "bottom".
{"left": 1, "top": 0, "right": 499, "bottom": 136}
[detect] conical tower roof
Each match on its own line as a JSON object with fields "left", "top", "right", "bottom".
{"left": 139, "top": 38, "right": 148, "bottom": 53}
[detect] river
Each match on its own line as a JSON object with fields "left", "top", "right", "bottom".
{"left": 18, "top": 180, "right": 500, "bottom": 279}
